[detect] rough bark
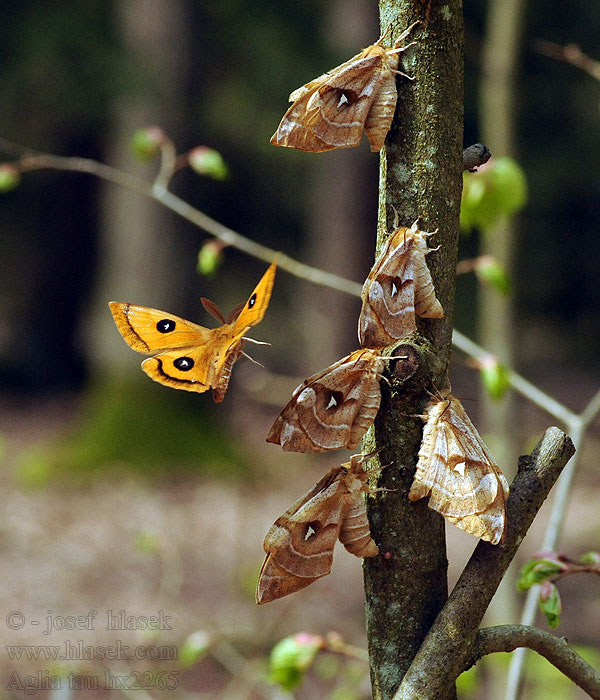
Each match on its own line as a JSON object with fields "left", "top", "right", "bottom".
{"left": 363, "top": 2, "right": 463, "bottom": 699}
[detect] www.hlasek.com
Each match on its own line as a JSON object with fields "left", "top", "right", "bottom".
{"left": 5, "top": 640, "right": 178, "bottom": 662}
{"left": 6, "top": 669, "right": 179, "bottom": 695}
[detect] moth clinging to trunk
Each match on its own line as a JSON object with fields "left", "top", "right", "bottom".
{"left": 271, "top": 22, "right": 419, "bottom": 153}
{"left": 256, "top": 453, "right": 380, "bottom": 604}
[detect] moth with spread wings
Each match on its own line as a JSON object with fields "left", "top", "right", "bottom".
{"left": 409, "top": 393, "right": 509, "bottom": 545}
{"left": 271, "top": 23, "right": 418, "bottom": 153}
{"left": 266, "top": 349, "right": 385, "bottom": 452}
{"left": 109, "top": 261, "right": 276, "bottom": 402}
{"left": 358, "top": 218, "right": 443, "bottom": 348}
{"left": 256, "top": 454, "right": 379, "bottom": 604}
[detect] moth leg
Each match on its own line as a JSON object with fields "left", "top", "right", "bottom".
{"left": 377, "top": 372, "right": 392, "bottom": 387}
{"left": 405, "top": 412, "right": 429, "bottom": 420}
{"left": 368, "top": 486, "right": 396, "bottom": 494}
{"left": 392, "top": 69, "right": 415, "bottom": 81}
{"left": 388, "top": 40, "right": 418, "bottom": 56}
{"left": 242, "top": 337, "right": 271, "bottom": 346}
{"left": 394, "top": 20, "right": 421, "bottom": 46}
{"left": 375, "top": 22, "right": 393, "bottom": 46}
{"left": 365, "top": 461, "right": 394, "bottom": 478}
{"left": 358, "top": 446, "right": 385, "bottom": 462}
{"left": 241, "top": 352, "right": 264, "bottom": 368}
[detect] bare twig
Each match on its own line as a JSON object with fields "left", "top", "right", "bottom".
{"left": 533, "top": 39, "right": 600, "bottom": 82}
{"left": 0, "top": 137, "right": 362, "bottom": 298}
{"left": 505, "top": 386, "right": 600, "bottom": 699}
{"left": 452, "top": 330, "right": 579, "bottom": 425}
{"left": 475, "top": 625, "right": 600, "bottom": 700}
{"left": 5, "top": 138, "right": 595, "bottom": 434}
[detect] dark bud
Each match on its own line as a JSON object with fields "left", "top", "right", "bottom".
{"left": 462, "top": 143, "right": 492, "bottom": 172}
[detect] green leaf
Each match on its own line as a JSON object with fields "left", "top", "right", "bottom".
{"left": 539, "top": 582, "right": 562, "bottom": 629}
{"left": 475, "top": 258, "right": 511, "bottom": 296}
{"left": 189, "top": 146, "right": 230, "bottom": 181}
{"left": 517, "top": 559, "right": 564, "bottom": 591}
{"left": 479, "top": 358, "right": 511, "bottom": 401}
{"left": 461, "top": 157, "right": 527, "bottom": 233}
{"left": 179, "top": 631, "right": 212, "bottom": 668}
{"left": 131, "top": 127, "right": 164, "bottom": 161}
{"left": 268, "top": 633, "right": 323, "bottom": 691}
{"left": 580, "top": 551, "right": 600, "bottom": 567}
{"left": 197, "top": 240, "right": 224, "bottom": 277}
{"left": 0, "top": 164, "right": 21, "bottom": 192}
{"left": 134, "top": 531, "right": 160, "bottom": 555}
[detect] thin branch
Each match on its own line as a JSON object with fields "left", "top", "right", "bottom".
{"left": 533, "top": 39, "right": 600, "bottom": 82}
{"left": 392, "top": 427, "right": 575, "bottom": 700}
{"left": 475, "top": 625, "right": 600, "bottom": 700}
{"left": 452, "top": 330, "right": 579, "bottom": 425}
{"left": 580, "top": 387, "right": 600, "bottom": 426}
{"left": 0, "top": 138, "right": 362, "bottom": 298}
{"left": 4, "top": 137, "right": 599, "bottom": 441}
{"left": 153, "top": 135, "right": 178, "bottom": 191}
{"left": 506, "top": 387, "right": 600, "bottom": 700}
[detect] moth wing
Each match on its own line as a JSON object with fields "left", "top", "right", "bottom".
{"left": 363, "top": 67, "right": 398, "bottom": 152}
{"left": 256, "top": 555, "right": 320, "bottom": 604}
{"left": 271, "top": 53, "right": 387, "bottom": 151}
{"left": 287, "top": 48, "right": 369, "bottom": 102}
{"left": 425, "top": 419, "right": 500, "bottom": 518}
{"left": 109, "top": 302, "right": 214, "bottom": 353}
{"left": 266, "top": 351, "right": 383, "bottom": 452}
{"left": 230, "top": 261, "right": 277, "bottom": 335}
{"left": 409, "top": 230, "right": 444, "bottom": 319}
{"left": 256, "top": 468, "right": 346, "bottom": 604}
{"left": 358, "top": 232, "right": 417, "bottom": 347}
{"left": 445, "top": 498, "right": 506, "bottom": 545}
{"left": 410, "top": 397, "right": 508, "bottom": 544}
{"left": 141, "top": 344, "right": 218, "bottom": 393}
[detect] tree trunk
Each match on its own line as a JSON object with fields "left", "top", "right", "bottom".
{"left": 363, "top": 2, "right": 463, "bottom": 699}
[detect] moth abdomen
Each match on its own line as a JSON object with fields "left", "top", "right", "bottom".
{"left": 339, "top": 503, "right": 379, "bottom": 557}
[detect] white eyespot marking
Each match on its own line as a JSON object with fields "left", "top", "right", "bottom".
{"left": 391, "top": 280, "right": 398, "bottom": 297}
{"left": 337, "top": 92, "right": 349, "bottom": 109}
{"left": 454, "top": 461, "right": 467, "bottom": 477}
{"left": 326, "top": 394, "right": 339, "bottom": 410}
{"left": 305, "top": 525, "right": 316, "bottom": 540}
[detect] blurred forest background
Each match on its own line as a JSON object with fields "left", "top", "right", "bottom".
{"left": 0, "top": 1, "right": 599, "bottom": 699}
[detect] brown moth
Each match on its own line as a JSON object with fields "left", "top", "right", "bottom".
{"left": 266, "top": 349, "right": 385, "bottom": 453}
{"left": 408, "top": 393, "right": 509, "bottom": 545}
{"left": 256, "top": 453, "right": 379, "bottom": 604}
{"left": 271, "top": 22, "right": 418, "bottom": 153}
{"left": 358, "top": 218, "right": 444, "bottom": 348}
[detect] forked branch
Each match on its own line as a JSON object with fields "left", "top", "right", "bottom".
{"left": 473, "top": 625, "right": 600, "bottom": 700}
{"left": 392, "top": 427, "right": 575, "bottom": 700}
